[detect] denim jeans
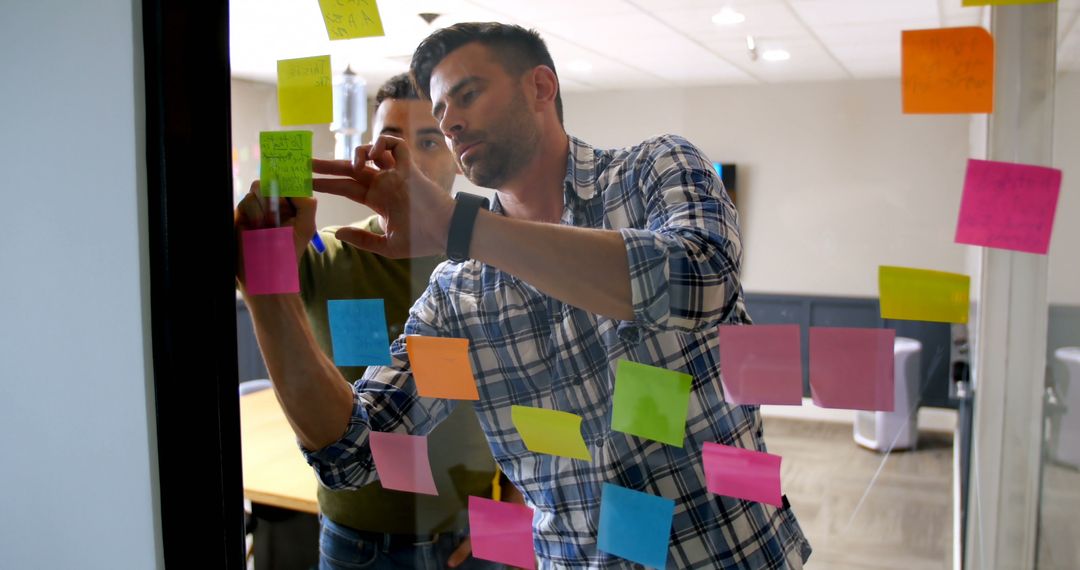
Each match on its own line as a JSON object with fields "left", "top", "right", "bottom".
{"left": 318, "top": 516, "right": 505, "bottom": 570}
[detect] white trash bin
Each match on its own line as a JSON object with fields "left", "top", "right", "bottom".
{"left": 854, "top": 337, "right": 922, "bottom": 452}
{"left": 1050, "top": 347, "right": 1080, "bottom": 468}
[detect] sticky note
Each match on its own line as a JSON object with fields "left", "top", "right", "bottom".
{"left": 405, "top": 336, "right": 480, "bottom": 400}
{"left": 317, "top": 0, "right": 386, "bottom": 40}
{"left": 511, "top": 406, "right": 591, "bottom": 461}
{"left": 902, "top": 27, "right": 993, "bottom": 114}
{"left": 259, "top": 131, "right": 312, "bottom": 198}
{"left": 962, "top": 0, "right": 1055, "bottom": 5}
{"left": 702, "top": 442, "right": 783, "bottom": 507}
{"left": 598, "top": 483, "right": 674, "bottom": 569}
{"left": 717, "top": 324, "right": 803, "bottom": 405}
{"left": 955, "top": 159, "right": 1062, "bottom": 254}
{"left": 368, "top": 431, "right": 438, "bottom": 495}
{"left": 879, "top": 266, "right": 970, "bottom": 324}
{"left": 241, "top": 227, "right": 299, "bottom": 295}
{"left": 327, "top": 299, "right": 392, "bottom": 366}
{"left": 277, "top": 55, "right": 332, "bottom": 126}
{"left": 611, "top": 360, "right": 692, "bottom": 447}
{"left": 809, "top": 327, "right": 895, "bottom": 412}
{"left": 468, "top": 496, "right": 536, "bottom": 569}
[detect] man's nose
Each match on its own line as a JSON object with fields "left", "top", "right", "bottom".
{"left": 439, "top": 108, "right": 465, "bottom": 138}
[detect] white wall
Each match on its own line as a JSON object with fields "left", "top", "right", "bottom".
{"left": 1049, "top": 72, "right": 1080, "bottom": 306}
{"left": 0, "top": 1, "right": 162, "bottom": 568}
{"left": 564, "top": 80, "right": 974, "bottom": 298}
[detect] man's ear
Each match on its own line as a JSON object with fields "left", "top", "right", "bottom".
{"left": 527, "top": 65, "right": 559, "bottom": 114}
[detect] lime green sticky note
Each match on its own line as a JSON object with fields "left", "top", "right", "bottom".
{"left": 962, "top": 0, "right": 1055, "bottom": 5}
{"left": 879, "top": 266, "right": 970, "bottom": 324}
{"left": 259, "top": 131, "right": 312, "bottom": 198}
{"left": 277, "top": 55, "right": 332, "bottom": 126}
{"left": 611, "top": 360, "right": 692, "bottom": 448}
{"left": 511, "top": 406, "right": 591, "bottom": 461}
{"left": 317, "top": 0, "right": 385, "bottom": 40}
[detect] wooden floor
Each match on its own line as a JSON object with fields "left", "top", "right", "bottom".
{"left": 765, "top": 418, "right": 954, "bottom": 570}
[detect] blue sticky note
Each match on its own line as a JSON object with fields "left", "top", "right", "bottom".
{"left": 327, "top": 299, "right": 392, "bottom": 366}
{"left": 598, "top": 483, "right": 674, "bottom": 568}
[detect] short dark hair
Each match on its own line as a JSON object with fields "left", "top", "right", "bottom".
{"left": 374, "top": 72, "right": 419, "bottom": 105}
{"left": 410, "top": 22, "right": 563, "bottom": 124}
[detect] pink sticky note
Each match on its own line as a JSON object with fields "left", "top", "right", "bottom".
{"left": 718, "top": 324, "right": 803, "bottom": 405}
{"left": 955, "top": 159, "right": 1062, "bottom": 254}
{"left": 469, "top": 496, "right": 536, "bottom": 569}
{"left": 368, "top": 431, "right": 438, "bottom": 496}
{"left": 241, "top": 227, "right": 299, "bottom": 295}
{"left": 809, "top": 327, "right": 895, "bottom": 412}
{"left": 702, "top": 442, "right": 783, "bottom": 507}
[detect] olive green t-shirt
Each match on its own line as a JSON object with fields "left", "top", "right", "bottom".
{"left": 299, "top": 215, "right": 495, "bottom": 534}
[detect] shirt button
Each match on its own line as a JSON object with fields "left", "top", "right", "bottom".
{"left": 595, "top": 439, "right": 605, "bottom": 448}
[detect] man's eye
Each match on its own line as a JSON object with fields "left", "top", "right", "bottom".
{"left": 461, "top": 90, "right": 477, "bottom": 104}
{"left": 419, "top": 139, "right": 439, "bottom": 150}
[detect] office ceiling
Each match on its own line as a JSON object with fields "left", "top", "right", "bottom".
{"left": 230, "top": 0, "right": 1080, "bottom": 91}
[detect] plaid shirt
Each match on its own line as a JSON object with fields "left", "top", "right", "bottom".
{"left": 304, "top": 135, "right": 812, "bottom": 569}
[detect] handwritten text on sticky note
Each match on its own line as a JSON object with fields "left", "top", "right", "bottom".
{"left": 327, "top": 299, "right": 392, "bottom": 367}
{"left": 241, "top": 227, "right": 299, "bottom": 295}
{"left": 598, "top": 483, "right": 674, "bottom": 569}
{"left": 611, "top": 360, "right": 692, "bottom": 448}
{"left": 702, "top": 442, "right": 783, "bottom": 507}
{"left": 955, "top": 159, "right": 1062, "bottom": 254}
{"left": 469, "top": 496, "right": 536, "bottom": 568}
{"left": 902, "top": 27, "right": 993, "bottom": 114}
{"left": 809, "top": 327, "right": 895, "bottom": 412}
{"left": 369, "top": 431, "right": 438, "bottom": 495}
{"left": 277, "top": 55, "right": 332, "bottom": 126}
{"left": 718, "top": 324, "right": 803, "bottom": 406}
{"left": 879, "top": 266, "right": 970, "bottom": 324}
{"left": 511, "top": 406, "right": 591, "bottom": 461}
{"left": 259, "top": 131, "right": 312, "bottom": 198}
{"left": 317, "top": 0, "right": 385, "bottom": 40}
{"left": 405, "top": 336, "right": 480, "bottom": 400}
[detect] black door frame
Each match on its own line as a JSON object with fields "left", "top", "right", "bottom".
{"left": 142, "top": 0, "right": 245, "bottom": 566}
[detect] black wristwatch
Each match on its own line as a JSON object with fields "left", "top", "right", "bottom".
{"left": 446, "top": 192, "right": 490, "bottom": 263}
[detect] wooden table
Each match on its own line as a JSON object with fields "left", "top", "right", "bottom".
{"left": 240, "top": 389, "right": 319, "bottom": 515}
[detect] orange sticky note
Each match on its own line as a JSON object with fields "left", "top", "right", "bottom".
{"left": 405, "top": 336, "right": 480, "bottom": 400}
{"left": 902, "top": 27, "right": 993, "bottom": 114}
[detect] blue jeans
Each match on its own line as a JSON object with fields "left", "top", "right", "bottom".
{"left": 318, "top": 516, "right": 505, "bottom": 570}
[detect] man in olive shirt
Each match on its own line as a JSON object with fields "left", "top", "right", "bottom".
{"left": 296, "top": 74, "right": 506, "bottom": 569}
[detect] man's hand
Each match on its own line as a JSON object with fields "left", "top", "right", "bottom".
{"left": 234, "top": 181, "right": 317, "bottom": 292}
{"left": 446, "top": 536, "right": 473, "bottom": 568}
{"left": 313, "top": 134, "right": 455, "bottom": 259}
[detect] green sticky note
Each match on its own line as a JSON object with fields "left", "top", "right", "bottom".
{"left": 511, "top": 406, "right": 591, "bottom": 461}
{"left": 317, "top": 0, "right": 385, "bottom": 40}
{"left": 277, "top": 55, "right": 332, "bottom": 126}
{"left": 611, "top": 360, "right": 692, "bottom": 448}
{"left": 259, "top": 131, "right": 312, "bottom": 198}
{"left": 879, "top": 266, "right": 970, "bottom": 324}
{"left": 962, "top": 0, "right": 1055, "bottom": 5}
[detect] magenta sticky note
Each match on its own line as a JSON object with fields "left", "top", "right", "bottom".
{"left": 469, "top": 496, "right": 536, "bottom": 569}
{"left": 702, "top": 442, "right": 783, "bottom": 507}
{"left": 955, "top": 159, "right": 1062, "bottom": 254}
{"left": 241, "top": 227, "right": 299, "bottom": 295}
{"left": 718, "top": 324, "right": 803, "bottom": 405}
{"left": 368, "top": 431, "right": 438, "bottom": 496}
{"left": 809, "top": 327, "right": 895, "bottom": 412}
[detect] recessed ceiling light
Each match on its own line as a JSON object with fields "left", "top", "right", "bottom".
{"left": 711, "top": 6, "right": 746, "bottom": 26}
{"left": 566, "top": 59, "right": 592, "bottom": 73}
{"left": 762, "top": 49, "right": 791, "bottom": 62}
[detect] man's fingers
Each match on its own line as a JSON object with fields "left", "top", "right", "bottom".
{"left": 371, "top": 135, "right": 411, "bottom": 173}
{"left": 446, "top": 537, "right": 472, "bottom": 568}
{"left": 312, "top": 158, "right": 354, "bottom": 177}
{"left": 334, "top": 227, "right": 390, "bottom": 256}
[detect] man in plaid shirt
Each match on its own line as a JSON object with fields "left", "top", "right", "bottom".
{"left": 241, "top": 22, "right": 811, "bottom": 569}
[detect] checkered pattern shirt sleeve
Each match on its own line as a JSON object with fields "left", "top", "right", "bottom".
{"left": 303, "top": 134, "right": 811, "bottom": 568}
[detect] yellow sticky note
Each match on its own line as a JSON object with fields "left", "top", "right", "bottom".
{"left": 962, "top": 0, "right": 1055, "bottom": 6}
{"left": 277, "top": 55, "right": 332, "bottom": 126}
{"left": 511, "top": 406, "right": 591, "bottom": 461}
{"left": 879, "top": 266, "right": 970, "bottom": 324}
{"left": 318, "top": 0, "right": 385, "bottom": 40}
